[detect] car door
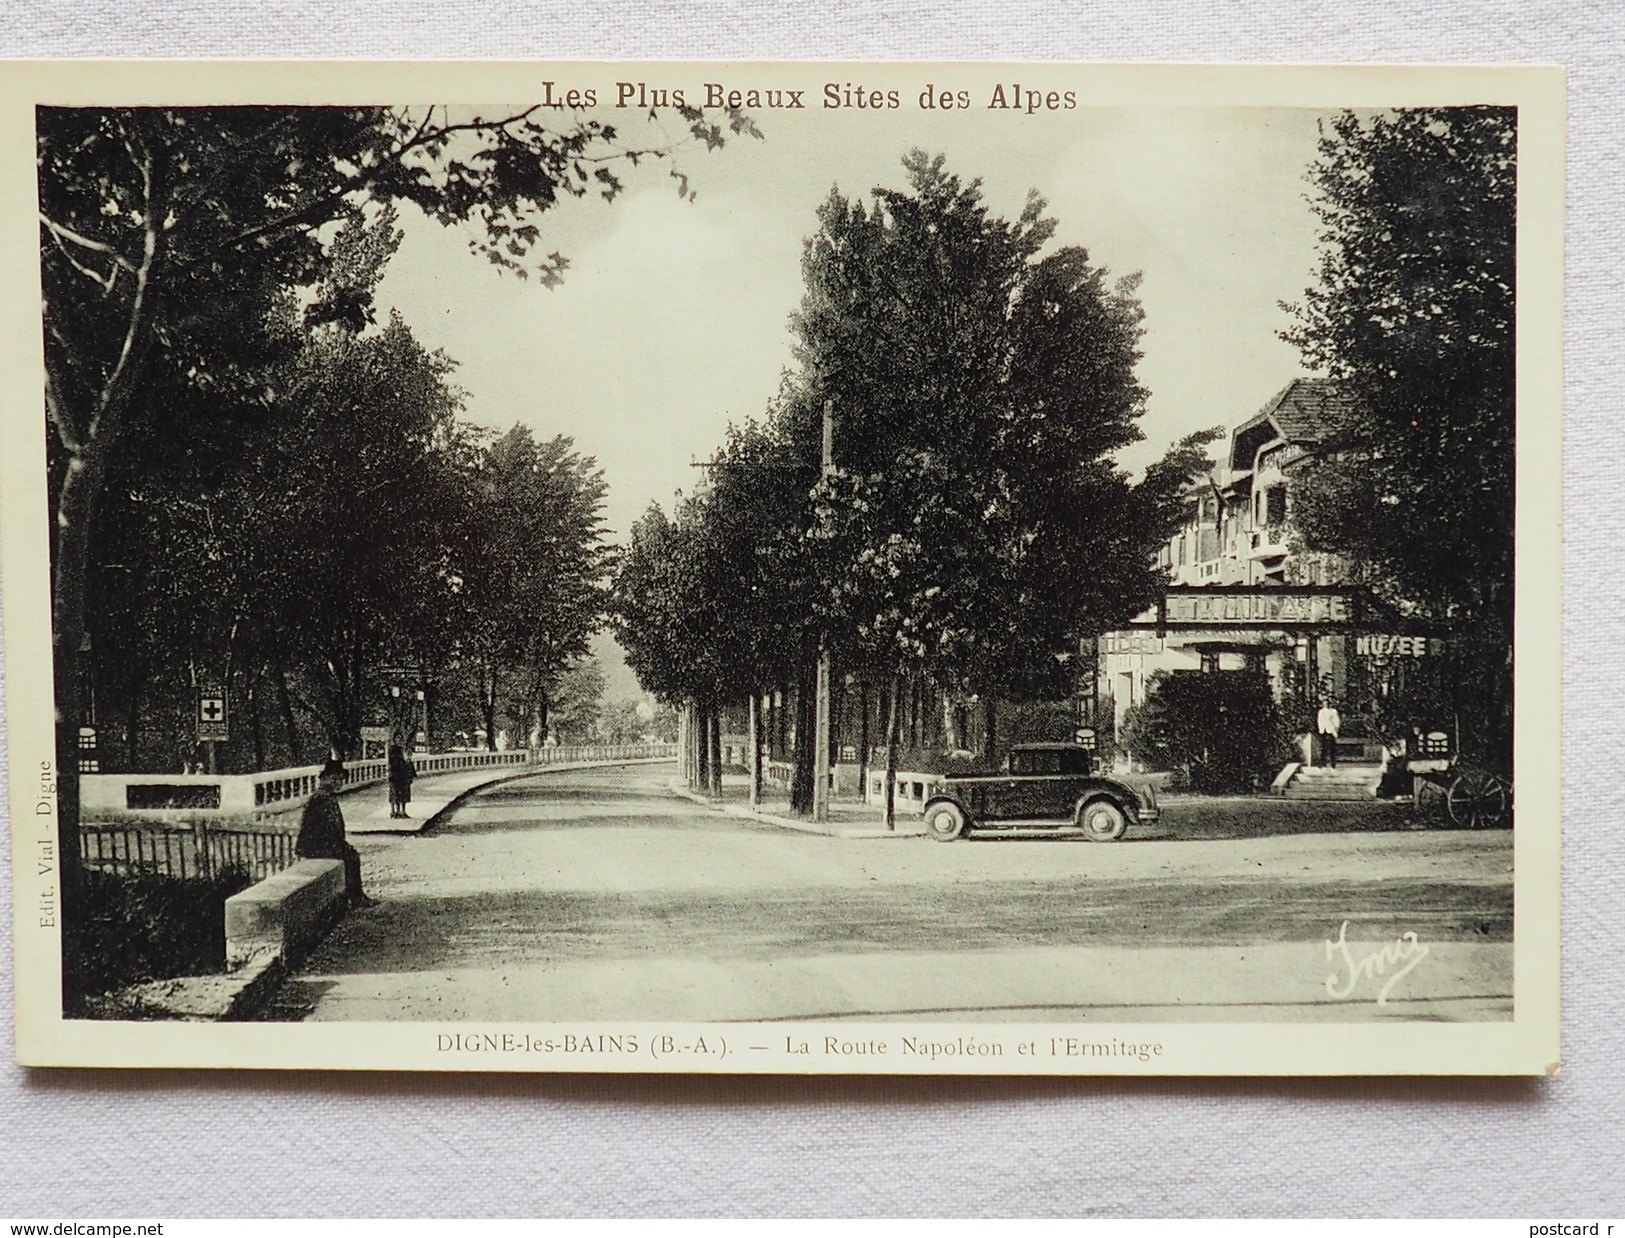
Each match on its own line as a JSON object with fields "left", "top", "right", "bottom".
{"left": 1048, "top": 749, "right": 1094, "bottom": 824}
{"left": 980, "top": 756, "right": 1023, "bottom": 821}
{"left": 1005, "top": 749, "right": 1062, "bottom": 820}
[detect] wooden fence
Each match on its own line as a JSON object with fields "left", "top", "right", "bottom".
{"left": 80, "top": 820, "right": 297, "bottom": 883}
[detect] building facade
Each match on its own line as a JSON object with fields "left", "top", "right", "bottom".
{"left": 1097, "top": 379, "right": 1444, "bottom": 761}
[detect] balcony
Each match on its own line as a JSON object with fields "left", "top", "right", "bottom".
{"left": 1249, "top": 527, "right": 1289, "bottom": 559}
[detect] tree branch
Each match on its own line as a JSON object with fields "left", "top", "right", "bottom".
{"left": 388, "top": 105, "right": 546, "bottom": 161}
{"left": 41, "top": 358, "right": 85, "bottom": 457}
{"left": 40, "top": 215, "right": 133, "bottom": 289}
{"left": 85, "top": 139, "right": 160, "bottom": 447}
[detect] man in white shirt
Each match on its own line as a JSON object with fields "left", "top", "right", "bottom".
{"left": 1316, "top": 701, "right": 1342, "bottom": 768}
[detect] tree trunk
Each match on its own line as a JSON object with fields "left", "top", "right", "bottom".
{"left": 695, "top": 702, "right": 712, "bottom": 794}
{"left": 883, "top": 670, "right": 902, "bottom": 833}
{"left": 274, "top": 660, "right": 300, "bottom": 766}
{"left": 423, "top": 677, "right": 438, "bottom": 751}
{"left": 831, "top": 675, "right": 845, "bottom": 768}
{"left": 777, "top": 684, "right": 789, "bottom": 760}
{"left": 748, "top": 693, "right": 762, "bottom": 808}
{"left": 943, "top": 695, "right": 959, "bottom": 752}
{"left": 679, "top": 701, "right": 693, "bottom": 787}
{"left": 790, "top": 654, "right": 816, "bottom": 816}
{"left": 45, "top": 169, "right": 162, "bottom": 1011}
{"left": 908, "top": 675, "right": 921, "bottom": 750}
{"left": 125, "top": 681, "right": 141, "bottom": 772}
{"left": 50, "top": 451, "right": 108, "bottom": 1009}
{"left": 481, "top": 666, "right": 498, "bottom": 752}
{"left": 708, "top": 709, "right": 723, "bottom": 798}
{"left": 857, "top": 682, "right": 870, "bottom": 797}
{"left": 691, "top": 700, "right": 703, "bottom": 788}
{"left": 249, "top": 676, "right": 266, "bottom": 773}
{"left": 983, "top": 696, "right": 997, "bottom": 764}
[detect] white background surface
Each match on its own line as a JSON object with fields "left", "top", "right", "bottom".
{"left": 1, "top": 0, "right": 1621, "bottom": 1218}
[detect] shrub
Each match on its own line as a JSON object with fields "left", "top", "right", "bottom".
{"left": 1120, "top": 670, "right": 1291, "bottom": 793}
{"left": 64, "top": 866, "right": 254, "bottom": 1012}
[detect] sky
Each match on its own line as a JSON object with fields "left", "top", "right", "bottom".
{"left": 375, "top": 102, "right": 1332, "bottom": 543}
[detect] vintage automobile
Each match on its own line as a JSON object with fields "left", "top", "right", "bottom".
{"left": 921, "top": 742, "right": 1159, "bottom": 843}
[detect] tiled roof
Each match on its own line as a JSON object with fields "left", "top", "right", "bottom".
{"left": 1247, "top": 378, "right": 1354, "bottom": 444}
{"left": 1228, "top": 378, "right": 1354, "bottom": 469}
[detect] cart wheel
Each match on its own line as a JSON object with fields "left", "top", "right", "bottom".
{"left": 1446, "top": 770, "right": 1510, "bottom": 829}
{"left": 1414, "top": 775, "right": 1449, "bottom": 823}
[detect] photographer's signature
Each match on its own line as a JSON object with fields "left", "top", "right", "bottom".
{"left": 1324, "top": 920, "right": 1430, "bottom": 1006}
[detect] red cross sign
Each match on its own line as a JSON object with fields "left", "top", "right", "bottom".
{"left": 197, "top": 685, "right": 229, "bottom": 741}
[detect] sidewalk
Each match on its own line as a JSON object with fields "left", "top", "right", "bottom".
{"left": 668, "top": 771, "right": 927, "bottom": 839}
{"left": 345, "top": 756, "right": 675, "bottom": 835}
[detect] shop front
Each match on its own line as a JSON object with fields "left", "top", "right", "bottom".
{"left": 1098, "top": 585, "right": 1449, "bottom": 765}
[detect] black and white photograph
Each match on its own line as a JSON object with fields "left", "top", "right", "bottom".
{"left": 0, "top": 61, "right": 1562, "bottom": 1073}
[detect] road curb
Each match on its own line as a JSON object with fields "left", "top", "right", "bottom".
{"left": 355, "top": 757, "right": 678, "bottom": 836}
{"left": 666, "top": 779, "right": 925, "bottom": 839}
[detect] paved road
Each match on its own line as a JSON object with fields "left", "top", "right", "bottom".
{"left": 265, "top": 763, "right": 1512, "bottom": 1023}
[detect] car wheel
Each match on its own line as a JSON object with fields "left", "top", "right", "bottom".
{"left": 925, "top": 801, "right": 968, "bottom": 842}
{"left": 1078, "top": 797, "right": 1128, "bottom": 842}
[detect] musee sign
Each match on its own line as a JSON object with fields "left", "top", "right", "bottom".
{"left": 1355, "top": 634, "right": 1444, "bottom": 658}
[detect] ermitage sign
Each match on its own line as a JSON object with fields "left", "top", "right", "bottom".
{"left": 1165, "top": 592, "right": 1351, "bottom": 625}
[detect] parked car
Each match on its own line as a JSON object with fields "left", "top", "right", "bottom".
{"left": 921, "top": 742, "right": 1159, "bottom": 843}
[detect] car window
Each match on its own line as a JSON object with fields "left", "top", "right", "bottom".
{"left": 1018, "top": 750, "right": 1061, "bottom": 774}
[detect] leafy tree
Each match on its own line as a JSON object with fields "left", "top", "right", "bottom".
{"left": 613, "top": 504, "right": 694, "bottom": 706}
{"left": 1282, "top": 106, "right": 1515, "bottom": 763}
{"left": 597, "top": 699, "right": 648, "bottom": 745}
{"left": 617, "top": 153, "right": 1217, "bottom": 820}
{"left": 548, "top": 659, "right": 606, "bottom": 745}
{"left": 39, "top": 102, "right": 754, "bottom": 965}
{"left": 458, "top": 426, "right": 613, "bottom": 749}
{"left": 613, "top": 416, "right": 811, "bottom": 796}
{"left": 612, "top": 499, "right": 728, "bottom": 792}
{"left": 789, "top": 152, "right": 1214, "bottom": 824}
{"left": 269, "top": 311, "right": 472, "bottom": 757}
{"left": 645, "top": 701, "right": 680, "bottom": 743}
{"left": 79, "top": 212, "right": 438, "bottom": 772}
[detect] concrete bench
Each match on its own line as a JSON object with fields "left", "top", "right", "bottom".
{"left": 225, "top": 859, "right": 346, "bottom": 968}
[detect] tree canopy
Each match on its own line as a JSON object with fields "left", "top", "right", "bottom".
{"left": 456, "top": 425, "right": 614, "bottom": 749}
{"left": 792, "top": 152, "right": 1211, "bottom": 703}
{"left": 614, "top": 151, "right": 1215, "bottom": 812}
{"left": 1282, "top": 106, "right": 1516, "bottom": 759}
{"left": 40, "top": 101, "right": 755, "bottom": 992}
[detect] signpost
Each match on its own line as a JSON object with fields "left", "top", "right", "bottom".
{"left": 360, "top": 725, "right": 391, "bottom": 760}
{"left": 197, "top": 682, "right": 228, "bottom": 741}
{"left": 196, "top": 680, "right": 228, "bottom": 774}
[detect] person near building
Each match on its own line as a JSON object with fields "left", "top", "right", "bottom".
{"left": 387, "top": 742, "right": 415, "bottom": 819}
{"left": 296, "top": 758, "right": 376, "bottom": 907}
{"left": 1316, "top": 700, "right": 1343, "bottom": 768}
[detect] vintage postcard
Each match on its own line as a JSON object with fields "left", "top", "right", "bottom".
{"left": 1, "top": 60, "right": 1562, "bottom": 1074}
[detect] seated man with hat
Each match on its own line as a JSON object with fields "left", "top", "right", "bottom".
{"left": 295, "top": 758, "right": 377, "bottom": 907}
